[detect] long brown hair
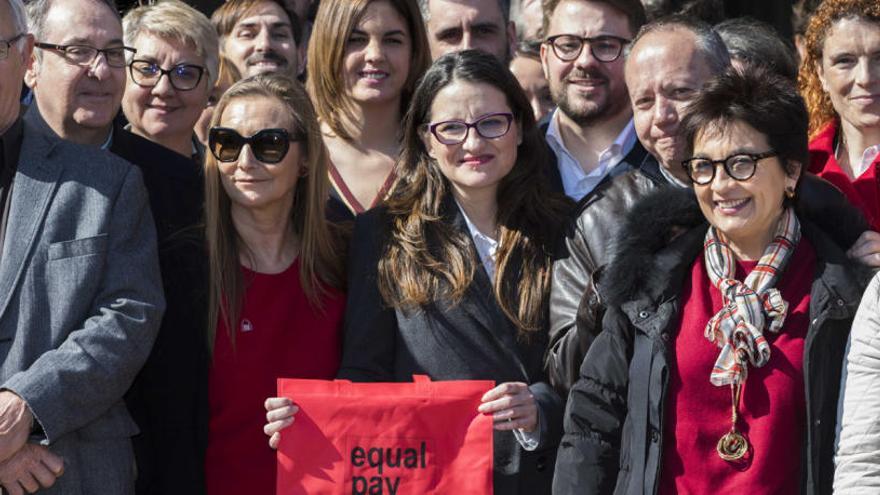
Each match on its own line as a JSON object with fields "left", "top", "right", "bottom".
{"left": 306, "top": 0, "right": 430, "bottom": 141}
{"left": 205, "top": 74, "right": 345, "bottom": 350}
{"left": 798, "top": 0, "right": 880, "bottom": 137}
{"left": 378, "top": 50, "right": 573, "bottom": 334}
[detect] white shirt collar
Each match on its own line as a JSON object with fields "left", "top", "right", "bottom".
{"left": 545, "top": 109, "right": 637, "bottom": 201}
{"left": 454, "top": 199, "right": 498, "bottom": 279}
{"left": 854, "top": 143, "right": 880, "bottom": 178}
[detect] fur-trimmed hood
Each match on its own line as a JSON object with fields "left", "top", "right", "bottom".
{"left": 599, "top": 174, "right": 872, "bottom": 307}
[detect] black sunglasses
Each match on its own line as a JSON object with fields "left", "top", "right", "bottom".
{"left": 208, "top": 127, "right": 300, "bottom": 164}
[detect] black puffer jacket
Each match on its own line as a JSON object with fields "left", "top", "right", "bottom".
{"left": 552, "top": 186, "right": 872, "bottom": 495}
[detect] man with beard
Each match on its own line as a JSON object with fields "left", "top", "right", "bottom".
{"left": 539, "top": 0, "right": 647, "bottom": 200}
{"left": 212, "top": 0, "right": 303, "bottom": 79}
{"left": 418, "top": 0, "right": 517, "bottom": 62}
{"left": 544, "top": 17, "right": 733, "bottom": 396}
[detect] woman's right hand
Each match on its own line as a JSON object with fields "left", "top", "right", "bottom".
{"left": 264, "top": 397, "right": 299, "bottom": 449}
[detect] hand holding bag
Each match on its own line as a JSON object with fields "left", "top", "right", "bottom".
{"left": 276, "top": 375, "right": 494, "bottom": 495}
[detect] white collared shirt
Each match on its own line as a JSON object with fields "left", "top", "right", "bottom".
{"left": 455, "top": 200, "right": 540, "bottom": 451}
{"left": 545, "top": 109, "right": 637, "bottom": 201}
{"left": 854, "top": 143, "right": 880, "bottom": 178}
{"left": 457, "top": 201, "right": 498, "bottom": 279}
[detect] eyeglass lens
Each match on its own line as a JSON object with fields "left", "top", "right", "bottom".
{"left": 687, "top": 155, "right": 759, "bottom": 184}
{"left": 209, "top": 128, "right": 291, "bottom": 164}
{"left": 432, "top": 114, "right": 512, "bottom": 145}
{"left": 550, "top": 35, "right": 624, "bottom": 62}
{"left": 63, "top": 45, "right": 129, "bottom": 67}
{"left": 130, "top": 61, "right": 203, "bottom": 90}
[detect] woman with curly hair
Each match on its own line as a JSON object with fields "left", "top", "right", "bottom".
{"left": 799, "top": 0, "right": 880, "bottom": 235}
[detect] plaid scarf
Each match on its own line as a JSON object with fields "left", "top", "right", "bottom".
{"left": 703, "top": 208, "right": 801, "bottom": 387}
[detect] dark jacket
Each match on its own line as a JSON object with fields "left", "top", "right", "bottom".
{"left": 546, "top": 158, "right": 665, "bottom": 397}
{"left": 545, "top": 172, "right": 871, "bottom": 398}
{"left": 552, "top": 186, "right": 872, "bottom": 495}
{"left": 110, "top": 123, "right": 209, "bottom": 495}
{"left": 340, "top": 199, "right": 564, "bottom": 494}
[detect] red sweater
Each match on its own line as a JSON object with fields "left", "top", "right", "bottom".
{"left": 809, "top": 121, "right": 880, "bottom": 230}
{"left": 206, "top": 261, "right": 345, "bottom": 495}
{"left": 658, "top": 239, "right": 815, "bottom": 494}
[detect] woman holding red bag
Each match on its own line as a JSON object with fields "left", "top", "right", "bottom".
{"left": 265, "top": 49, "right": 573, "bottom": 492}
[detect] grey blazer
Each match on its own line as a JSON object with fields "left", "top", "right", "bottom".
{"left": 0, "top": 117, "right": 164, "bottom": 494}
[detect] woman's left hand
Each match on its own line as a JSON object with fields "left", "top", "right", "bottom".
{"left": 477, "top": 382, "right": 538, "bottom": 432}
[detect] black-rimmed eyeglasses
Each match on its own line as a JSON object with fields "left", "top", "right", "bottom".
{"left": 544, "top": 34, "right": 630, "bottom": 63}
{"left": 0, "top": 34, "right": 24, "bottom": 61}
{"left": 209, "top": 127, "right": 301, "bottom": 164}
{"left": 129, "top": 60, "right": 206, "bottom": 91}
{"left": 681, "top": 151, "right": 778, "bottom": 185}
{"left": 426, "top": 112, "right": 514, "bottom": 145}
{"left": 34, "top": 42, "right": 135, "bottom": 68}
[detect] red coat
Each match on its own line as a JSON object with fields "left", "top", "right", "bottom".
{"left": 808, "top": 121, "right": 880, "bottom": 230}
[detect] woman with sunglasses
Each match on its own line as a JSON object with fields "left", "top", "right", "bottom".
{"left": 554, "top": 66, "right": 870, "bottom": 495}
{"left": 205, "top": 74, "right": 347, "bottom": 495}
{"left": 264, "top": 50, "right": 573, "bottom": 492}
{"left": 121, "top": 0, "right": 218, "bottom": 161}
{"left": 307, "top": 0, "right": 430, "bottom": 220}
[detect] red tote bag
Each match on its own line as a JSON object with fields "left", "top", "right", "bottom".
{"left": 276, "top": 375, "right": 494, "bottom": 495}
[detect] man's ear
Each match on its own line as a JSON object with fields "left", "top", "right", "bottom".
{"left": 24, "top": 42, "right": 38, "bottom": 90}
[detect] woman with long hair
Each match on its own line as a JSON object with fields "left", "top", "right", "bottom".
{"left": 799, "top": 0, "right": 880, "bottom": 232}
{"left": 265, "top": 50, "right": 574, "bottom": 491}
{"left": 307, "top": 0, "right": 430, "bottom": 219}
{"left": 205, "top": 74, "right": 346, "bottom": 495}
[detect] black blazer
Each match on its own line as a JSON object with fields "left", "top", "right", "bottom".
{"left": 111, "top": 124, "right": 210, "bottom": 495}
{"left": 339, "top": 198, "right": 564, "bottom": 494}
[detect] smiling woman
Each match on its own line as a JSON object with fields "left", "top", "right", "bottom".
{"left": 307, "top": 0, "right": 430, "bottom": 219}
{"left": 555, "top": 65, "right": 870, "bottom": 495}
{"left": 799, "top": 0, "right": 880, "bottom": 229}
{"left": 264, "top": 50, "right": 574, "bottom": 493}
{"left": 204, "top": 74, "right": 347, "bottom": 495}
{"left": 121, "top": 0, "right": 219, "bottom": 159}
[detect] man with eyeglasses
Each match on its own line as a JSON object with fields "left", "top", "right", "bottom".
{"left": 539, "top": 0, "right": 648, "bottom": 201}
{"left": 0, "top": 0, "right": 164, "bottom": 493}
{"left": 545, "top": 15, "right": 731, "bottom": 401}
{"left": 23, "top": 0, "right": 129, "bottom": 147}
{"left": 23, "top": 3, "right": 211, "bottom": 494}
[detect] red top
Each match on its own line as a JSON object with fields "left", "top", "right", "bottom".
{"left": 658, "top": 238, "right": 815, "bottom": 494}
{"left": 205, "top": 260, "right": 345, "bottom": 495}
{"left": 809, "top": 121, "right": 880, "bottom": 230}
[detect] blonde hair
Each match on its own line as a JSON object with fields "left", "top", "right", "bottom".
{"left": 205, "top": 74, "right": 346, "bottom": 350}
{"left": 798, "top": 0, "right": 880, "bottom": 137}
{"left": 306, "top": 0, "right": 430, "bottom": 141}
{"left": 123, "top": 0, "right": 220, "bottom": 87}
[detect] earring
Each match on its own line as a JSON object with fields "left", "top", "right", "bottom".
{"left": 785, "top": 186, "right": 795, "bottom": 199}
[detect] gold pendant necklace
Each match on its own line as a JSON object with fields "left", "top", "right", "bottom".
{"left": 717, "top": 382, "right": 749, "bottom": 461}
